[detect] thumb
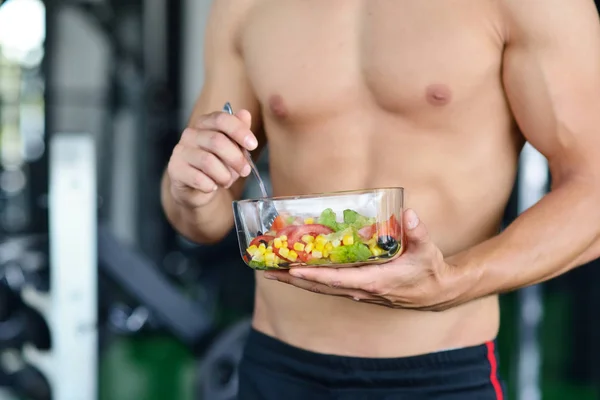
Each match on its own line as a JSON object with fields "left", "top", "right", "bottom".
{"left": 403, "top": 209, "right": 430, "bottom": 247}
{"left": 235, "top": 109, "right": 252, "bottom": 129}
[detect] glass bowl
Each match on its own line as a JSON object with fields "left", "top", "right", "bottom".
{"left": 232, "top": 187, "right": 404, "bottom": 270}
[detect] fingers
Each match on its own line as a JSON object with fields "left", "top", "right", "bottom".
{"left": 235, "top": 109, "right": 252, "bottom": 128}
{"left": 264, "top": 271, "right": 376, "bottom": 301}
{"left": 192, "top": 129, "right": 251, "bottom": 177}
{"left": 196, "top": 110, "right": 258, "bottom": 151}
{"left": 287, "top": 266, "right": 391, "bottom": 295}
{"left": 176, "top": 144, "right": 238, "bottom": 188}
{"left": 403, "top": 209, "right": 430, "bottom": 246}
{"left": 167, "top": 154, "right": 217, "bottom": 193}
{"left": 167, "top": 108, "right": 258, "bottom": 207}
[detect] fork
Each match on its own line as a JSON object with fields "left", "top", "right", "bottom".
{"left": 223, "top": 102, "right": 279, "bottom": 232}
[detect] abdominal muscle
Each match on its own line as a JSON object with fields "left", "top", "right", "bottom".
{"left": 248, "top": 110, "right": 516, "bottom": 358}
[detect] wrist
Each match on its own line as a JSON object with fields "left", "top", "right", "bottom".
{"left": 444, "top": 253, "right": 487, "bottom": 305}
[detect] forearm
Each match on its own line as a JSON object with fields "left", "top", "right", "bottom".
{"left": 161, "top": 172, "right": 236, "bottom": 244}
{"left": 449, "top": 177, "right": 600, "bottom": 299}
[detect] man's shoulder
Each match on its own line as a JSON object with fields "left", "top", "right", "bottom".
{"left": 497, "top": 0, "right": 598, "bottom": 43}
{"left": 207, "top": 0, "right": 265, "bottom": 51}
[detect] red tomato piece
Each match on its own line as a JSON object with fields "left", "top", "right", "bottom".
{"left": 358, "top": 215, "right": 401, "bottom": 240}
{"left": 249, "top": 235, "right": 275, "bottom": 248}
{"left": 270, "top": 216, "right": 287, "bottom": 232}
{"left": 287, "top": 224, "right": 334, "bottom": 244}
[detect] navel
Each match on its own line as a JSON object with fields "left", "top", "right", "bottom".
{"left": 268, "top": 94, "right": 289, "bottom": 119}
{"left": 425, "top": 84, "right": 452, "bottom": 106}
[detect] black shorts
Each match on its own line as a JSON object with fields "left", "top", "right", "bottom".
{"left": 238, "top": 328, "right": 506, "bottom": 400}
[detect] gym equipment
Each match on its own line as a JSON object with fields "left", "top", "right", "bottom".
{"left": 0, "top": 278, "right": 26, "bottom": 351}
{"left": 0, "top": 241, "right": 51, "bottom": 353}
{"left": 1, "top": 356, "right": 52, "bottom": 400}
{"left": 46, "top": 132, "right": 98, "bottom": 400}
{"left": 98, "top": 226, "right": 216, "bottom": 350}
{"left": 196, "top": 318, "right": 252, "bottom": 400}
{"left": 516, "top": 142, "right": 549, "bottom": 400}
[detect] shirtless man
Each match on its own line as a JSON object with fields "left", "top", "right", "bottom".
{"left": 162, "top": 0, "right": 600, "bottom": 398}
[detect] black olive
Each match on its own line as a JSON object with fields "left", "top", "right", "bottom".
{"left": 256, "top": 231, "right": 263, "bottom": 236}
{"left": 377, "top": 235, "right": 399, "bottom": 254}
{"left": 259, "top": 239, "right": 268, "bottom": 246}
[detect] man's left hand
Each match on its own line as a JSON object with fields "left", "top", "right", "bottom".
{"left": 264, "top": 209, "right": 475, "bottom": 312}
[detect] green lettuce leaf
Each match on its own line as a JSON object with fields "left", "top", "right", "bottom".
{"left": 329, "top": 242, "right": 372, "bottom": 264}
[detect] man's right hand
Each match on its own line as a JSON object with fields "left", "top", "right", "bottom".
{"left": 167, "top": 108, "right": 259, "bottom": 209}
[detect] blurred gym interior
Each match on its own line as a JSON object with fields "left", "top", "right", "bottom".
{"left": 0, "top": 0, "right": 599, "bottom": 399}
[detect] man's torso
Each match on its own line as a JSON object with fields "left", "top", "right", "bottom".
{"left": 236, "top": 0, "right": 523, "bottom": 357}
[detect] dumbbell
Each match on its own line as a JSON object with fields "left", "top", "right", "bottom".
{"left": 0, "top": 351, "right": 51, "bottom": 400}
{"left": 0, "top": 278, "right": 50, "bottom": 351}
{"left": 0, "top": 278, "right": 27, "bottom": 351}
{"left": 9, "top": 365, "right": 52, "bottom": 400}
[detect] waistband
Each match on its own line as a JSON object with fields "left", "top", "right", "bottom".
{"left": 242, "top": 328, "right": 501, "bottom": 389}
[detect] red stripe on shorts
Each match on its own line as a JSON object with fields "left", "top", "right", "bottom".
{"left": 485, "top": 341, "right": 504, "bottom": 400}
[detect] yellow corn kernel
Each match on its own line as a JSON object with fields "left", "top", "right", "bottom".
{"left": 304, "top": 242, "right": 314, "bottom": 253}
{"left": 332, "top": 239, "right": 341, "bottom": 248}
{"left": 266, "top": 246, "right": 273, "bottom": 254}
{"left": 315, "top": 235, "right": 328, "bottom": 246}
{"left": 369, "top": 244, "right": 384, "bottom": 257}
{"left": 273, "top": 238, "right": 283, "bottom": 248}
{"left": 288, "top": 250, "right": 298, "bottom": 262}
{"left": 293, "top": 242, "right": 305, "bottom": 252}
{"left": 372, "top": 233, "right": 378, "bottom": 239}
{"left": 279, "top": 247, "right": 290, "bottom": 258}
{"left": 252, "top": 253, "right": 265, "bottom": 262}
{"left": 258, "top": 243, "right": 267, "bottom": 254}
{"left": 315, "top": 242, "right": 324, "bottom": 251}
{"left": 325, "top": 242, "right": 333, "bottom": 252}
{"left": 323, "top": 249, "right": 329, "bottom": 258}
{"left": 247, "top": 245, "right": 258, "bottom": 256}
{"left": 301, "top": 235, "right": 315, "bottom": 243}
{"left": 265, "top": 252, "right": 276, "bottom": 266}
{"left": 342, "top": 235, "right": 354, "bottom": 246}
{"left": 279, "top": 235, "right": 288, "bottom": 241}
{"left": 304, "top": 217, "right": 314, "bottom": 224}
{"left": 311, "top": 250, "right": 323, "bottom": 259}
{"left": 282, "top": 241, "right": 288, "bottom": 249}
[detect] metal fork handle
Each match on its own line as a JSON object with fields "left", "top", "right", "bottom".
{"left": 222, "top": 102, "right": 269, "bottom": 198}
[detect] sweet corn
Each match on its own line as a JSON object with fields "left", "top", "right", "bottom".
{"left": 301, "top": 235, "right": 314, "bottom": 243}
{"left": 315, "top": 235, "right": 328, "bottom": 246}
{"left": 332, "top": 239, "right": 341, "bottom": 248}
{"left": 369, "top": 244, "right": 384, "bottom": 257}
{"left": 304, "top": 217, "right": 314, "bottom": 224}
{"left": 293, "top": 242, "right": 305, "bottom": 252}
{"left": 305, "top": 242, "right": 314, "bottom": 253}
{"left": 323, "top": 249, "right": 329, "bottom": 258}
{"left": 273, "top": 238, "right": 283, "bottom": 248}
{"left": 288, "top": 250, "right": 298, "bottom": 262}
{"left": 279, "top": 247, "right": 290, "bottom": 258}
{"left": 266, "top": 246, "right": 273, "bottom": 254}
{"left": 252, "top": 253, "right": 265, "bottom": 262}
{"left": 325, "top": 243, "right": 333, "bottom": 252}
{"left": 247, "top": 245, "right": 258, "bottom": 256}
{"left": 311, "top": 250, "right": 323, "bottom": 259}
{"left": 258, "top": 243, "right": 267, "bottom": 254}
{"left": 282, "top": 241, "right": 288, "bottom": 249}
{"left": 265, "top": 252, "right": 276, "bottom": 266}
{"left": 279, "top": 235, "right": 288, "bottom": 241}
{"left": 342, "top": 235, "right": 354, "bottom": 246}
{"left": 315, "top": 242, "right": 325, "bottom": 251}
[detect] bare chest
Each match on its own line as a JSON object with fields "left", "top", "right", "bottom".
{"left": 240, "top": 0, "right": 506, "bottom": 122}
